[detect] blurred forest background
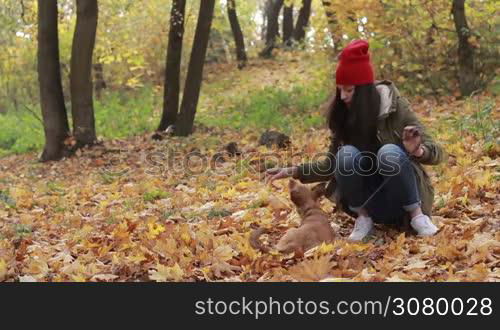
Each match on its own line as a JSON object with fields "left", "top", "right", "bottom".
{"left": 0, "top": 0, "right": 498, "bottom": 158}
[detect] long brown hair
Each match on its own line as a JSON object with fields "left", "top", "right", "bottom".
{"left": 327, "top": 84, "right": 381, "bottom": 154}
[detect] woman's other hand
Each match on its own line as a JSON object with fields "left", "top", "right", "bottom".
{"left": 402, "top": 125, "right": 423, "bottom": 156}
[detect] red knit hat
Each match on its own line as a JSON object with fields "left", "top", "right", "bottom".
{"left": 335, "top": 40, "right": 375, "bottom": 85}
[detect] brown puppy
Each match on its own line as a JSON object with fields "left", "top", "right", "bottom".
{"left": 250, "top": 179, "right": 336, "bottom": 255}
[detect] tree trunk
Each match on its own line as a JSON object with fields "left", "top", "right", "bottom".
{"left": 259, "top": 0, "right": 284, "bottom": 58}
{"left": 227, "top": 0, "right": 247, "bottom": 69}
{"left": 293, "top": 0, "right": 312, "bottom": 43}
{"left": 452, "top": 0, "right": 477, "bottom": 96}
{"left": 283, "top": 3, "right": 294, "bottom": 47}
{"left": 158, "top": 0, "right": 186, "bottom": 131}
{"left": 260, "top": 0, "right": 270, "bottom": 42}
{"left": 321, "top": 0, "right": 343, "bottom": 51}
{"left": 70, "top": 0, "right": 98, "bottom": 147}
{"left": 93, "top": 63, "right": 106, "bottom": 99}
{"left": 175, "top": 0, "right": 216, "bottom": 137}
{"left": 37, "top": 0, "right": 70, "bottom": 161}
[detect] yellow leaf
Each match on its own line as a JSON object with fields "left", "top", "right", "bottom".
{"left": 25, "top": 259, "right": 49, "bottom": 279}
{"left": 71, "top": 275, "right": 87, "bottom": 282}
{"left": 181, "top": 232, "right": 191, "bottom": 245}
{"left": 0, "top": 259, "right": 7, "bottom": 281}
{"left": 149, "top": 263, "right": 184, "bottom": 282}
{"left": 341, "top": 242, "right": 371, "bottom": 255}
{"left": 222, "top": 187, "right": 237, "bottom": 199}
{"left": 213, "top": 245, "right": 236, "bottom": 262}
{"left": 111, "top": 221, "right": 129, "bottom": 240}
{"left": 288, "top": 255, "right": 336, "bottom": 282}
{"left": 316, "top": 242, "right": 335, "bottom": 254}
{"left": 20, "top": 214, "right": 35, "bottom": 226}
{"left": 473, "top": 171, "right": 491, "bottom": 188}
{"left": 467, "top": 263, "right": 489, "bottom": 281}
{"left": 256, "top": 189, "right": 269, "bottom": 206}
{"left": 235, "top": 181, "right": 252, "bottom": 191}
{"left": 128, "top": 253, "right": 147, "bottom": 264}
{"left": 403, "top": 259, "right": 429, "bottom": 271}
{"left": 147, "top": 222, "right": 165, "bottom": 239}
{"left": 10, "top": 187, "right": 33, "bottom": 208}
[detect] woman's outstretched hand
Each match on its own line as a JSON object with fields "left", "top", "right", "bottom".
{"left": 265, "top": 166, "right": 298, "bottom": 184}
{"left": 402, "top": 125, "right": 424, "bottom": 156}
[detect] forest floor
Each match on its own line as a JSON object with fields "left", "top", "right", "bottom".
{"left": 0, "top": 52, "right": 499, "bottom": 282}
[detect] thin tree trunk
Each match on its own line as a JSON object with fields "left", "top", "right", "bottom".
{"left": 175, "top": 0, "right": 216, "bottom": 136}
{"left": 321, "top": 0, "right": 343, "bottom": 51}
{"left": 158, "top": 0, "right": 186, "bottom": 131}
{"left": 260, "top": 0, "right": 269, "bottom": 42}
{"left": 259, "top": 0, "right": 283, "bottom": 58}
{"left": 38, "top": 0, "right": 70, "bottom": 161}
{"left": 293, "top": 0, "right": 312, "bottom": 43}
{"left": 93, "top": 63, "right": 106, "bottom": 99}
{"left": 227, "top": 0, "right": 247, "bottom": 69}
{"left": 452, "top": 0, "right": 477, "bottom": 96}
{"left": 283, "top": 4, "right": 294, "bottom": 47}
{"left": 70, "top": 0, "right": 98, "bottom": 147}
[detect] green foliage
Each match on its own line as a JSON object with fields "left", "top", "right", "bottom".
{"left": 143, "top": 189, "right": 171, "bottom": 202}
{"left": 99, "top": 171, "right": 121, "bottom": 184}
{"left": 322, "top": 0, "right": 498, "bottom": 95}
{"left": 54, "top": 205, "right": 67, "bottom": 213}
{"left": 13, "top": 223, "right": 32, "bottom": 238}
{"left": 0, "top": 0, "right": 497, "bottom": 160}
{"left": 162, "top": 210, "right": 176, "bottom": 219}
{"left": 0, "top": 189, "right": 15, "bottom": 208}
{"left": 0, "top": 110, "right": 45, "bottom": 158}
{"left": 0, "top": 87, "right": 160, "bottom": 157}
{"left": 47, "top": 181, "right": 66, "bottom": 195}
{"left": 451, "top": 98, "right": 499, "bottom": 152}
{"left": 0, "top": 48, "right": 332, "bottom": 158}
{"left": 94, "top": 87, "right": 159, "bottom": 139}
{"left": 207, "top": 208, "right": 232, "bottom": 219}
{"left": 198, "top": 84, "right": 327, "bottom": 133}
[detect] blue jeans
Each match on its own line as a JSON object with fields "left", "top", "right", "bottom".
{"left": 334, "top": 144, "right": 421, "bottom": 224}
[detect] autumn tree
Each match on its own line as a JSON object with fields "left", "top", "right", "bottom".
{"left": 262, "top": 0, "right": 312, "bottom": 52}
{"left": 227, "top": 0, "right": 247, "bottom": 69}
{"left": 158, "top": 0, "right": 186, "bottom": 132}
{"left": 282, "top": 2, "right": 294, "bottom": 47}
{"left": 452, "top": 0, "right": 478, "bottom": 96}
{"left": 320, "top": 0, "right": 342, "bottom": 51}
{"left": 93, "top": 63, "right": 106, "bottom": 99}
{"left": 38, "top": 0, "right": 71, "bottom": 161}
{"left": 293, "top": 0, "right": 312, "bottom": 43}
{"left": 259, "top": 0, "right": 284, "bottom": 58}
{"left": 175, "top": 0, "right": 216, "bottom": 136}
{"left": 70, "top": 0, "right": 98, "bottom": 147}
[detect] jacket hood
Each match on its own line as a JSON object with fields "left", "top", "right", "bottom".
{"left": 375, "top": 80, "right": 400, "bottom": 119}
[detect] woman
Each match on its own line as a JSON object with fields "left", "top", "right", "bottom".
{"left": 266, "top": 40, "right": 445, "bottom": 241}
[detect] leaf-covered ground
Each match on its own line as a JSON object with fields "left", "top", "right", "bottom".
{"left": 0, "top": 57, "right": 499, "bottom": 282}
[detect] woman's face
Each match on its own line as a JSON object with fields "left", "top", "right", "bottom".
{"left": 338, "top": 85, "right": 355, "bottom": 107}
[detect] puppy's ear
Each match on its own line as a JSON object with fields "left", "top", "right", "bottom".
{"left": 311, "top": 183, "right": 326, "bottom": 200}
{"left": 288, "top": 179, "right": 298, "bottom": 191}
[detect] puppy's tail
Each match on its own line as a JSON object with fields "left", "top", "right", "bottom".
{"left": 249, "top": 227, "right": 270, "bottom": 253}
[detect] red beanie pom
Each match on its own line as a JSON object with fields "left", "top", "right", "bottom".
{"left": 335, "top": 40, "right": 375, "bottom": 85}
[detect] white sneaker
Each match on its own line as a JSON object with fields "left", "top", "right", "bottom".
{"left": 410, "top": 214, "right": 438, "bottom": 237}
{"left": 348, "top": 216, "right": 373, "bottom": 242}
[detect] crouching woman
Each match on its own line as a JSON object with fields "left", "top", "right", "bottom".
{"left": 266, "top": 40, "right": 446, "bottom": 241}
